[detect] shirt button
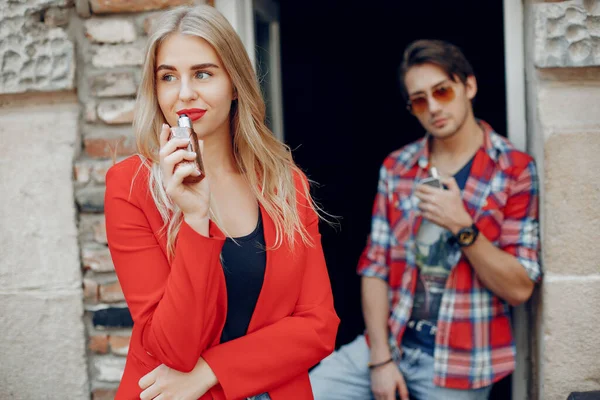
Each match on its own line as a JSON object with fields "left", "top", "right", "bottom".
{"left": 418, "top": 159, "right": 428, "bottom": 169}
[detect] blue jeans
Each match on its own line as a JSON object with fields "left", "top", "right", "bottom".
{"left": 309, "top": 335, "right": 492, "bottom": 400}
{"left": 248, "top": 394, "right": 271, "bottom": 400}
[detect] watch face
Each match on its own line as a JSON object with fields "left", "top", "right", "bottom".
{"left": 458, "top": 228, "right": 476, "bottom": 245}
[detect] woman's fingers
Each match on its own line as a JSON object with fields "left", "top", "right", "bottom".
{"left": 163, "top": 149, "right": 197, "bottom": 169}
{"left": 165, "top": 162, "right": 202, "bottom": 196}
{"left": 139, "top": 383, "right": 161, "bottom": 400}
{"left": 159, "top": 138, "right": 191, "bottom": 162}
{"left": 159, "top": 138, "right": 193, "bottom": 185}
{"left": 138, "top": 368, "right": 157, "bottom": 390}
{"left": 159, "top": 123, "right": 171, "bottom": 148}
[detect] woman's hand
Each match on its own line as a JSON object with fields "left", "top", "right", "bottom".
{"left": 159, "top": 123, "right": 211, "bottom": 234}
{"left": 139, "top": 357, "right": 218, "bottom": 400}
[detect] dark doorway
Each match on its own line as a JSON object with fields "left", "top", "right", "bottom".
{"left": 278, "top": 0, "right": 509, "bottom": 398}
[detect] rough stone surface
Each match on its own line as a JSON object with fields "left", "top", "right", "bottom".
{"left": 0, "top": 96, "right": 82, "bottom": 290}
{"left": 93, "top": 356, "right": 126, "bottom": 382}
{"left": 81, "top": 244, "right": 114, "bottom": 272}
{"left": 90, "top": 0, "right": 204, "bottom": 14}
{"left": 91, "top": 44, "right": 144, "bottom": 68}
{"left": 538, "top": 83, "right": 600, "bottom": 134}
{"left": 97, "top": 99, "right": 136, "bottom": 124}
{"left": 544, "top": 132, "right": 600, "bottom": 275}
{"left": 89, "top": 334, "right": 109, "bottom": 354}
{"left": 92, "top": 388, "right": 118, "bottom": 400}
{"left": 85, "top": 99, "right": 98, "bottom": 122}
{"left": 91, "top": 71, "right": 137, "bottom": 97}
{"left": 84, "top": 18, "right": 136, "bottom": 44}
{"left": 92, "top": 218, "right": 107, "bottom": 244}
{"left": 76, "top": 186, "right": 106, "bottom": 213}
{"left": 109, "top": 335, "right": 130, "bottom": 356}
{"left": 83, "top": 130, "right": 137, "bottom": 158}
{"left": 543, "top": 279, "right": 600, "bottom": 399}
{"left": 535, "top": 0, "right": 600, "bottom": 67}
{"left": 99, "top": 280, "right": 125, "bottom": 303}
{"left": 83, "top": 275, "right": 100, "bottom": 303}
{"left": 0, "top": 292, "right": 88, "bottom": 399}
{"left": 79, "top": 214, "right": 108, "bottom": 244}
{"left": 44, "top": 7, "right": 71, "bottom": 27}
{"left": 0, "top": 1, "right": 75, "bottom": 94}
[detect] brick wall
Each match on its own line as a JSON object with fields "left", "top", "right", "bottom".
{"left": 71, "top": 1, "right": 208, "bottom": 398}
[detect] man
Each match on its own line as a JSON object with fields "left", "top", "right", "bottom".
{"left": 309, "top": 39, "right": 541, "bottom": 400}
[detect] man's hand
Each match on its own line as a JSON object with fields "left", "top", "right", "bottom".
{"left": 139, "top": 357, "right": 217, "bottom": 400}
{"left": 415, "top": 176, "right": 473, "bottom": 234}
{"left": 371, "top": 362, "right": 409, "bottom": 400}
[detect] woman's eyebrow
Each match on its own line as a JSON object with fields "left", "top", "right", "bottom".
{"left": 156, "top": 63, "right": 220, "bottom": 73}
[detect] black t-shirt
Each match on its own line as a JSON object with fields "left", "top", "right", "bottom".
{"left": 219, "top": 214, "right": 266, "bottom": 344}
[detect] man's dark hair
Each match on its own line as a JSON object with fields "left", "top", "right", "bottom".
{"left": 399, "top": 39, "right": 475, "bottom": 99}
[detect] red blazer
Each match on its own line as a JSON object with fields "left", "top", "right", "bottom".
{"left": 104, "top": 156, "right": 340, "bottom": 400}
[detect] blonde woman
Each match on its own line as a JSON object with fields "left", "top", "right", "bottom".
{"left": 104, "top": 5, "right": 339, "bottom": 400}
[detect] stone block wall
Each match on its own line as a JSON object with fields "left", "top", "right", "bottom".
{"left": 0, "top": 1, "right": 89, "bottom": 399}
{"left": 71, "top": 1, "right": 208, "bottom": 398}
{"left": 1, "top": 0, "right": 209, "bottom": 399}
{"left": 528, "top": 0, "right": 600, "bottom": 399}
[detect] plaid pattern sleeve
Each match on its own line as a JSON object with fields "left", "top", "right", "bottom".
{"left": 499, "top": 159, "right": 542, "bottom": 282}
{"left": 356, "top": 163, "right": 392, "bottom": 281}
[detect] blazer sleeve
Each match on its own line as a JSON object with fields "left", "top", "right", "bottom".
{"left": 104, "top": 162, "right": 227, "bottom": 372}
{"left": 201, "top": 198, "right": 340, "bottom": 399}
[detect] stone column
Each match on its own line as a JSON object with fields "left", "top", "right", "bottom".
{"left": 0, "top": 1, "right": 89, "bottom": 399}
{"left": 525, "top": 1, "right": 600, "bottom": 399}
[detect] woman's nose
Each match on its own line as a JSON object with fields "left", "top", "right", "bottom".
{"left": 178, "top": 79, "right": 198, "bottom": 102}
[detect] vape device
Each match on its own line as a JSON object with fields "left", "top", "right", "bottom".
{"left": 419, "top": 166, "right": 442, "bottom": 188}
{"left": 169, "top": 114, "right": 205, "bottom": 184}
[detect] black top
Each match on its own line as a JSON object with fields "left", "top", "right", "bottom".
{"left": 452, "top": 156, "right": 474, "bottom": 190}
{"left": 219, "top": 213, "right": 267, "bottom": 344}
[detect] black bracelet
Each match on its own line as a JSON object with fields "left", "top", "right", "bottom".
{"left": 367, "top": 357, "right": 394, "bottom": 370}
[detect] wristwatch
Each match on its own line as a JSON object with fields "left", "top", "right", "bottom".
{"left": 454, "top": 224, "right": 480, "bottom": 247}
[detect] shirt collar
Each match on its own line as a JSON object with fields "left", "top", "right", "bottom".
{"left": 408, "top": 119, "right": 501, "bottom": 170}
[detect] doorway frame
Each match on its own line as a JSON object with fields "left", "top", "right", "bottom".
{"left": 503, "top": 1, "right": 534, "bottom": 399}
{"left": 216, "top": 0, "right": 534, "bottom": 397}
{"left": 214, "top": 0, "right": 285, "bottom": 141}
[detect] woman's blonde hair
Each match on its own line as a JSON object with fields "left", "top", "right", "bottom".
{"left": 133, "top": 5, "right": 319, "bottom": 259}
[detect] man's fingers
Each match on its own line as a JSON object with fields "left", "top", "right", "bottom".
{"left": 441, "top": 176, "right": 460, "bottom": 193}
{"left": 415, "top": 192, "right": 436, "bottom": 204}
{"left": 397, "top": 379, "right": 410, "bottom": 400}
{"left": 416, "top": 182, "right": 443, "bottom": 196}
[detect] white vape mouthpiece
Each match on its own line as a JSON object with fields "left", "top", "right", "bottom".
{"left": 178, "top": 114, "right": 192, "bottom": 128}
{"left": 430, "top": 167, "right": 440, "bottom": 179}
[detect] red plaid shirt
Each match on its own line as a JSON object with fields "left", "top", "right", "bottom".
{"left": 357, "top": 121, "right": 541, "bottom": 389}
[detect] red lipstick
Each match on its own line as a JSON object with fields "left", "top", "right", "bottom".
{"left": 177, "top": 108, "right": 206, "bottom": 122}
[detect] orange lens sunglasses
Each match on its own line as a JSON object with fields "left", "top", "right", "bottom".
{"left": 406, "top": 85, "right": 456, "bottom": 114}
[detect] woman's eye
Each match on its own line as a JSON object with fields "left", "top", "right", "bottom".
{"left": 195, "top": 71, "right": 211, "bottom": 80}
{"left": 161, "top": 74, "right": 176, "bottom": 82}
